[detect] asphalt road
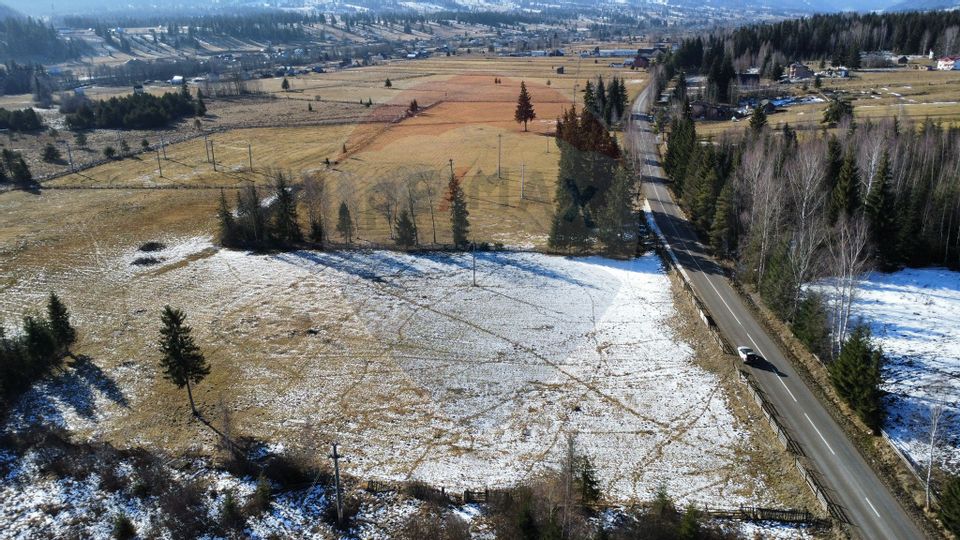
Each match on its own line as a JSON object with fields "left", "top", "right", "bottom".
{"left": 626, "top": 84, "right": 925, "bottom": 540}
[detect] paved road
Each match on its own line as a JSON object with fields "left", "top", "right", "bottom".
{"left": 626, "top": 84, "right": 924, "bottom": 540}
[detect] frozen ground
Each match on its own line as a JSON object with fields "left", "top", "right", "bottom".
{"left": 832, "top": 268, "right": 960, "bottom": 474}
{"left": 3, "top": 240, "right": 770, "bottom": 506}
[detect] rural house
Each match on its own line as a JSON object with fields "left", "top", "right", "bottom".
{"left": 937, "top": 56, "right": 960, "bottom": 70}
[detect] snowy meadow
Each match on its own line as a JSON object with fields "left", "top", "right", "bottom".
{"left": 1, "top": 240, "right": 772, "bottom": 507}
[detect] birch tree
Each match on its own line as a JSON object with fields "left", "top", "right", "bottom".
{"left": 786, "top": 143, "right": 828, "bottom": 315}
{"left": 828, "top": 215, "right": 872, "bottom": 356}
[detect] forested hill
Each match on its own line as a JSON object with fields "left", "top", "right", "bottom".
{"left": 673, "top": 11, "right": 960, "bottom": 75}
{"left": 0, "top": 16, "right": 88, "bottom": 63}
{"left": 0, "top": 4, "right": 20, "bottom": 20}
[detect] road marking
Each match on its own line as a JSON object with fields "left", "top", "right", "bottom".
{"left": 804, "top": 412, "right": 836, "bottom": 456}
{"left": 865, "top": 496, "right": 881, "bottom": 518}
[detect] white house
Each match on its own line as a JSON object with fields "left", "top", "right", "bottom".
{"left": 937, "top": 56, "right": 960, "bottom": 71}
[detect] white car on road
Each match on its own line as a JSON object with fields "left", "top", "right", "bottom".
{"left": 737, "top": 346, "right": 758, "bottom": 364}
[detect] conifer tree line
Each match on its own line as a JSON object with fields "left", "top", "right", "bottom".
{"left": 660, "top": 92, "right": 960, "bottom": 431}
{"left": 218, "top": 172, "right": 305, "bottom": 251}
{"left": 670, "top": 11, "right": 960, "bottom": 85}
{"left": 65, "top": 86, "right": 204, "bottom": 131}
{"left": 0, "top": 16, "right": 88, "bottom": 63}
{"left": 0, "top": 107, "right": 43, "bottom": 132}
{"left": 581, "top": 75, "right": 630, "bottom": 126}
{"left": 0, "top": 293, "right": 76, "bottom": 411}
{"left": 548, "top": 106, "right": 639, "bottom": 255}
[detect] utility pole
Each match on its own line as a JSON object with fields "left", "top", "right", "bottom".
{"left": 497, "top": 133, "right": 502, "bottom": 179}
{"left": 449, "top": 158, "right": 454, "bottom": 179}
{"left": 330, "top": 443, "right": 344, "bottom": 525}
{"left": 160, "top": 134, "right": 167, "bottom": 159}
{"left": 520, "top": 162, "right": 525, "bottom": 200}
{"left": 156, "top": 149, "right": 163, "bottom": 177}
{"left": 248, "top": 143, "right": 253, "bottom": 170}
{"left": 203, "top": 133, "right": 210, "bottom": 162}
{"left": 210, "top": 141, "right": 217, "bottom": 172}
{"left": 63, "top": 141, "right": 74, "bottom": 172}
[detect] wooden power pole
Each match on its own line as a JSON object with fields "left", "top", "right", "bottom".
{"left": 330, "top": 443, "right": 344, "bottom": 525}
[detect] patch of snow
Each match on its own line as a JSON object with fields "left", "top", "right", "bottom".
{"left": 819, "top": 268, "right": 960, "bottom": 474}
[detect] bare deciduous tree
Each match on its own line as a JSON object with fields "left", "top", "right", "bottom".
{"left": 786, "top": 141, "right": 828, "bottom": 314}
{"left": 369, "top": 179, "right": 400, "bottom": 239}
{"left": 737, "top": 139, "right": 783, "bottom": 284}
{"left": 827, "top": 215, "right": 872, "bottom": 355}
{"left": 926, "top": 397, "right": 946, "bottom": 511}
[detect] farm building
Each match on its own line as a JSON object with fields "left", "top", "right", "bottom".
{"left": 937, "top": 56, "right": 960, "bottom": 70}
{"left": 788, "top": 63, "right": 814, "bottom": 80}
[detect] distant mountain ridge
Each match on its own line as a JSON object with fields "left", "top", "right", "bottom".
{"left": 0, "top": 3, "right": 23, "bottom": 20}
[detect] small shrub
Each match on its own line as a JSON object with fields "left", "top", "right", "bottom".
{"left": 138, "top": 241, "right": 165, "bottom": 252}
{"left": 245, "top": 473, "right": 272, "bottom": 516}
{"left": 112, "top": 513, "right": 136, "bottom": 540}
{"left": 220, "top": 490, "right": 245, "bottom": 530}
{"left": 42, "top": 143, "right": 61, "bottom": 162}
{"left": 103, "top": 146, "right": 117, "bottom": 159}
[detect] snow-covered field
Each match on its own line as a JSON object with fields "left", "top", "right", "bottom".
{"left": 841, "top": 268, "right": 960, "bottom": 474}
{"left": 2, "top": 240, "right": 771, "bottom": 507}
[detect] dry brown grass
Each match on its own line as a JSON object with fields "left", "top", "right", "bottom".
{"left": 695, "top": 68, "right": 960, "bottom": 138}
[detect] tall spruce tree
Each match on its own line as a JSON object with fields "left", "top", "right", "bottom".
{"left": 749, "top": 105, "right": 767, "bottom": 133}
{"left": 217, "top": 189, "right": 237, "bottom": 247}
{"left": 582, "top": 81, "right": 596, "bottom": 115}
{"left": 158, "top": 306, "right": 210, "bottom": 416}
{"left": 336, "top": 202, "right": 353, "bottom": 243}
{"left": 596, "top": 166, "right": 636, "bottom": 255}
{"left": 829, "top": 325, "right": 884, "bottom": 433}
{"left": 272, "top": 173, "right": 302, "bottom": 245}
{"left": 709, "top": 182, "right": 735, "bottom": 256}
{"left": 940, "top": 475, "right": 960, "bottom": 536}
{"left": 446, "top": 171, "right": 470, "bottom": 247}
{"left": 22, "top": 316, "right": 56, "bottom": 367}
{"left": 832, "top": 150, "right": 861, "bottom": 218}
{"left": 46, "top": 293, "right": 76, "bottom": 353}
{"left": 395, "top": 209, "right": 417, "bottom": 248}
{"left": 514, "top": 81, "right": 536, "bottom": 132}
{"left": 865, "top": 150, "right": 898, "bottom": 268}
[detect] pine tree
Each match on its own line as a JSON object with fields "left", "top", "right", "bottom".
{"left": 157, "top": 306, "right": 210, "bottom": 416}
{"left": 272, "top": 173, "right": 302, "bottom": 245}
{"left": 576, "top": 455, "right": 601, "bottom": 505}
{"left": 22, "top": 316, "right": 56, "bottom": 367}
{"left": 709, "top": 182, "right": 735, "bottom": 256}
{"left": 336, "top": 202, "right": 353, "bottom": 243}
{"left": 865, "top": 150, "right": 898, "bottom": 268}
{"left": 940, "top": 475, "right": 960, "bottom": 536}
{"left": 832, "top": 150, "right": 861, "bottom": 218}
{"left": 749, "top": 106, "right": 767, "bottom": 133}
{"left": 194, "top": 89, "right": 207, "bottom": 117}
{"left": 384, "top": 78, "right": 392, "bottom": 87}
{"left": 582, "top": 80, "right": 596, "bottom": 115}
{"left": 216, "top": 188, "right": 237, "bottom": 247}
{"left": 446, "top": 171, "right": 470, "bottom": 247}
{"left": 514, "top": 81, "right": 536, "bottom": 131}
{"left": 395, "top": 209, "right": 417, "bottom": 248}
{"left": 281, "top": 77, "right": 290, "bottom": 91}
{"left": 595, "top": 76, "right": 607, "bottom": 123}
{"left": 597, "top": 166, "right": 636, "bottom": 255}
{"left": 46, "top": 293, "right": 76, "bottom": 353}
{"left": 829, "top": 325, "right": 884, "bottom": 433}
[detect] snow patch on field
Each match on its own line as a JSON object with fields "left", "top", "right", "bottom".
{"left": 841, "top": 268, "right": 960, "bottom": 473}
{"left": 3, "top": 242, "right": 770, "bottom": 507}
